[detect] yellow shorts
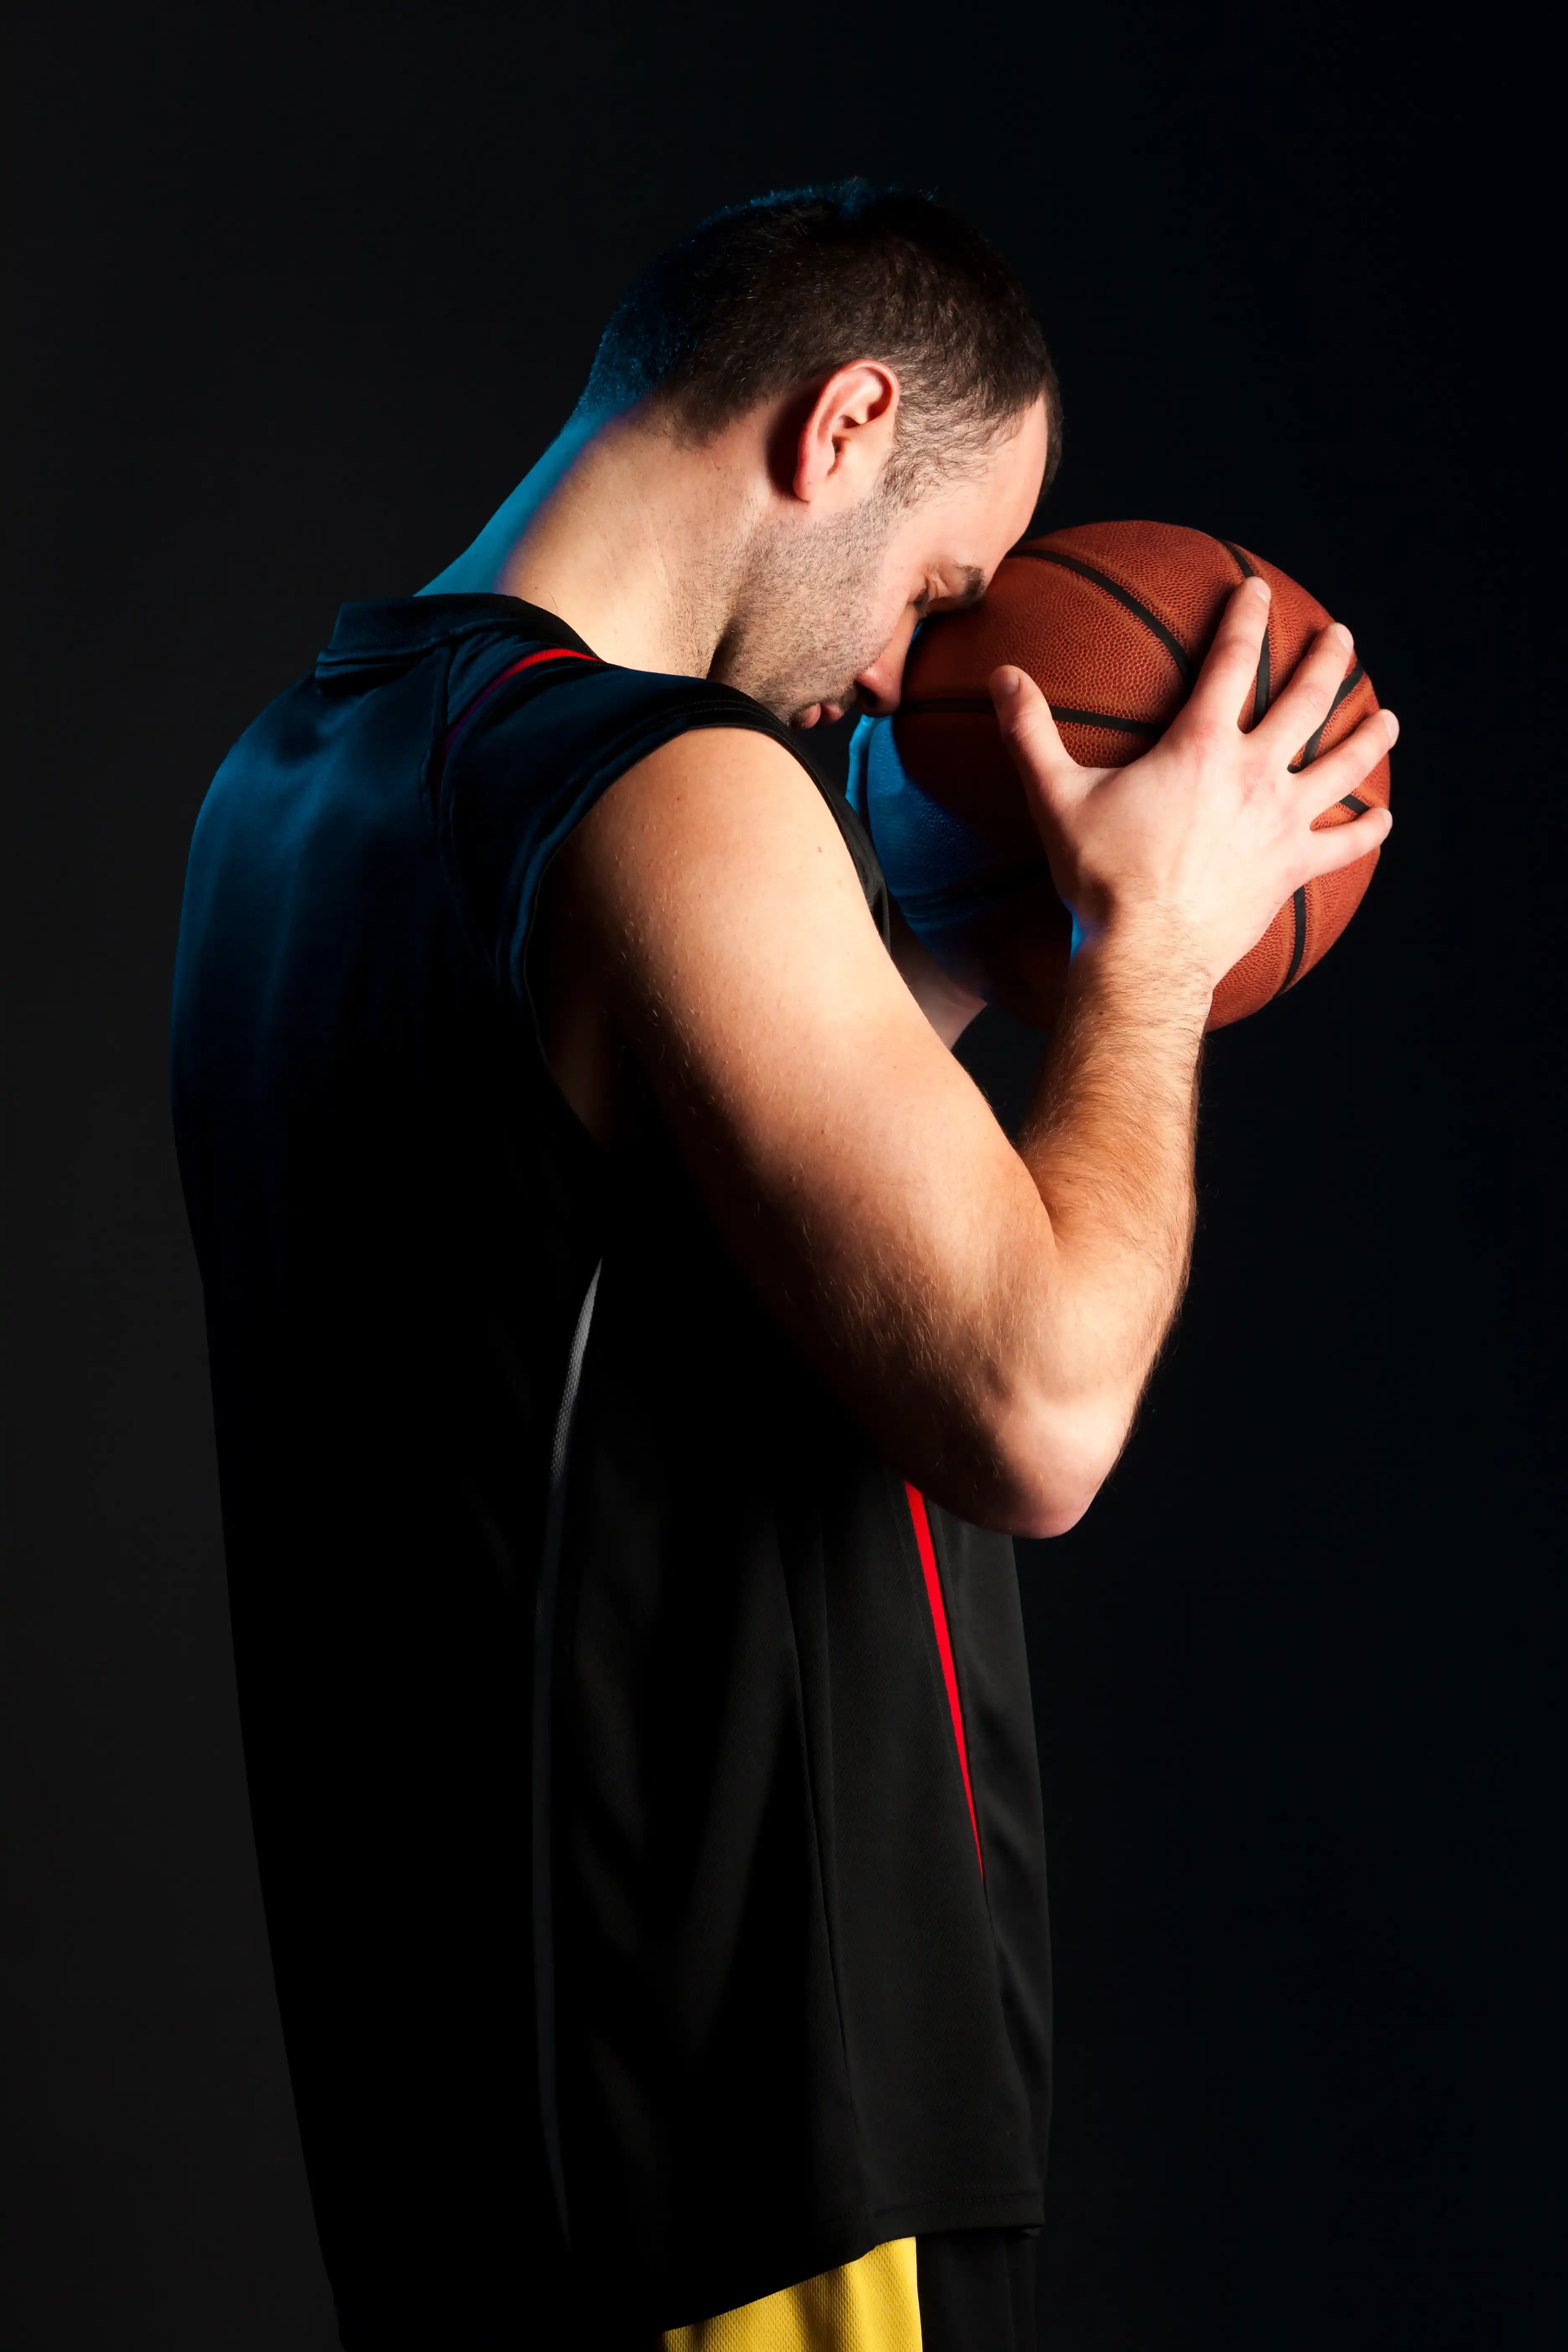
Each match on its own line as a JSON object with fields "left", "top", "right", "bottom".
{"left": 662, "top": 2238, "right": 921, "bottom": 2352}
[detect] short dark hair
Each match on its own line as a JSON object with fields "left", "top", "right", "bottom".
{"left": 579, "top": 181, "right": 1062, "bottom": 501}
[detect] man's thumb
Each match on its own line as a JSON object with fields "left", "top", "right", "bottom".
{"left": 990, "top": 665, "right": 1070, "bottom": 797}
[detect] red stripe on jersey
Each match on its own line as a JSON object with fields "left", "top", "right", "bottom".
{"left": 441, "top": 647, "right": 597, "bottom": 761}
{"left": 905, "top": 1482, "right": 982, "bottom": 1872}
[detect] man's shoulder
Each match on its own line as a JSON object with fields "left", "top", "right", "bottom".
{"left": 450, "top": 658, "right": 885, "bottom": 928}
{"left": 561, "top": 712, "right": 885, "bottom": 928}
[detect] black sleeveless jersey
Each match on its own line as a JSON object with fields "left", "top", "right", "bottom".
{"left": 170, "top": 594, "right": 1052, "bottom": 2342}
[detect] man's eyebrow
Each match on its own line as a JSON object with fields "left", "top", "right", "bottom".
{"left": 954, "top": 567, "right": 987, "bottom": 609}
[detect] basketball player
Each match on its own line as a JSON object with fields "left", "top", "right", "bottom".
{"left": 171, "top": 185, "right": 1394, "bottom": 2349}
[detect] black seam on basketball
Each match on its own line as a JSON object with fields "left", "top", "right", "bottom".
{"left": 1012, "top": 547, "right": 1194, "bottom": 684}
{"left": 1212, "top": 541, "right": 1272, "bottom": 721}
{"left": 1048, "top": 705, "right": 1160, "bottom": 734}
{"left": 1290, "top": 660, "right": 1368, "bottom": 769}
{"left": 1253, "top": 630, "right": 1271, "bottom": 726}
{"left": 899, "top": 695, "right": 1158, "bottom": 734}
{"left": 1279, "top": 888, "right": 1309, "bottom": 993}
{"left": 1339, "top": 793, "right": 1369, "bottom": 815}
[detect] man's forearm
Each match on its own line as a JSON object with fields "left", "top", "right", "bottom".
{"left": 1016, "top": 910, "right": 1210, "bottom": 1433}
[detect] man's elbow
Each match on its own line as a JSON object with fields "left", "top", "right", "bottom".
{"left": 983, "top": 1390, "right": 1133, "bottom": 1540}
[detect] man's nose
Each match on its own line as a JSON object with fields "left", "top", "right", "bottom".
{"left": 854, "top": 637, "right": 912, "bottom": 718}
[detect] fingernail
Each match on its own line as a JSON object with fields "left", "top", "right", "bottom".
{"left": 1249, "top": 578, "right": 1271, "bottom": 602}
{"left": 993, "top": 668, "right": 1022, "bottom": 699}
{"left": 1383, "top": 709, "right": 1399, "bottom": 742}
{"left": 1331, "top": 622, "right": 1354, "bottom": 650}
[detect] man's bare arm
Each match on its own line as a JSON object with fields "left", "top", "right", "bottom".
{"left": 540, "top": 580, "right": 1394, "bottom": 1537}
{"left": 544, "top": 733, "right": 1109, "bottom": 1534}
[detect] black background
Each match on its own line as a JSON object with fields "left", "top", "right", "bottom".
{"left": 6, "top": 3, "right": 1560, "bottom": 2346}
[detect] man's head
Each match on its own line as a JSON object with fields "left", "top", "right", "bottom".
{"left": 578, "top": 183, "right": 1060, "bottom": 724}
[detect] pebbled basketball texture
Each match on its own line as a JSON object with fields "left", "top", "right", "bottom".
{"left": 853, "top": 521, "right": 1391, "bottom": 1030}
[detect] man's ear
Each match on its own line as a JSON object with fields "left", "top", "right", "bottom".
{"left": 793, "top": 362, "right": 900, "bottom": 504}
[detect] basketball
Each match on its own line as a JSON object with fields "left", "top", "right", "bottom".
{"left": 858, "top": 522, "right": 1392, "bottom": 1029}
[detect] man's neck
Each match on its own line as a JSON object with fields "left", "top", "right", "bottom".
{"left": 420, "top": 406, "right": 754, "bottom": 677}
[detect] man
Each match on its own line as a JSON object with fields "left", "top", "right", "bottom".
{"left": 172, "top": 184, "right": 1393, "bottom": 2349}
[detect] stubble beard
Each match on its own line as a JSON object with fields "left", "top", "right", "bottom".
{"left": 709, "top": 491, "right": 901, "bottom": 726}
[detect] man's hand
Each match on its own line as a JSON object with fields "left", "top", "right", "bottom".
{"left": 990, "top": 575, "right": 1396, "bottom": 995}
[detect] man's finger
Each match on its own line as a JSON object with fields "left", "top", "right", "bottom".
{"left": 1302, "top": 799, "right": 1394, "bottom": 880}
{"left": 1181, "top": 576, "right": 1272, "bottom": 733}
{"left": 1295, "top": 705, "right": 1399, "bottom": 806}
{"left": 1257, "top": 620, "right": 1359, "bottom": 754}
{"left": 990, "top": 666, "right": 1077, "bottom": 800}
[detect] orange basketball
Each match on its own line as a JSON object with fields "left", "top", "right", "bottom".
{"left": 862, "top": 521, "right": 1391, "bottom": 1029}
